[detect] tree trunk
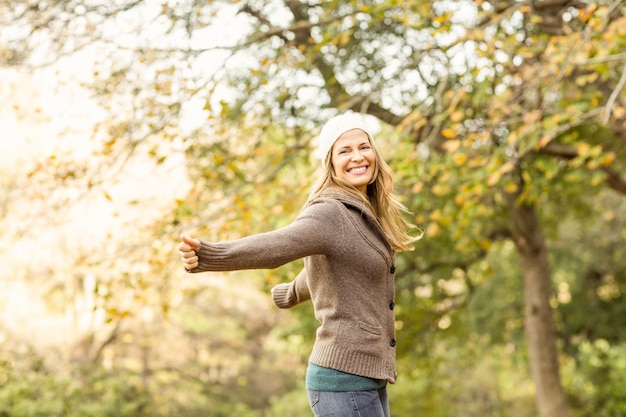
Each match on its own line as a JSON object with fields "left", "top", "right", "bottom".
{"left": 508, "top": 195, "right": 573, "bottom": 417}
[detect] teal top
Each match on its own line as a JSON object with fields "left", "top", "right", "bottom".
{"left": 306, "top": 362, "right": 387, "bottom": 391}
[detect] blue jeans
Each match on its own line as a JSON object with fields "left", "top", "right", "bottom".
{"left": 307, "top": 387, "right": 390, "bottom": 417}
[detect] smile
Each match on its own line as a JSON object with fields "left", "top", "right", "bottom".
{"left": 348, "top": 166, "right": 368, "bottom": 174}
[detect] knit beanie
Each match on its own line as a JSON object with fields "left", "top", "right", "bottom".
{"left": 317, "top": 113, "right": 376, "bottom": 167}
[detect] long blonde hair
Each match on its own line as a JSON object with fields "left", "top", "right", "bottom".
{"left": 308, "top": 138, "right": 420, "bottom": 252}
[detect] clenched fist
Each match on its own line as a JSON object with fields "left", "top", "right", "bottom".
{"left": 179, "top": 235, "right": 201, "bottom": 270}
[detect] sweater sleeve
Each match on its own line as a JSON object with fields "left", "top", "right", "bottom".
{"left": 271, "top": 268, "right": 311, "bottom": 309}
{"left": 187, "top": 199, "right": 345, "bottom": 273}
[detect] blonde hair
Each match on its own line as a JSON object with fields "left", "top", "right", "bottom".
{"left": 308, "top": 138, "right": 419, "bottom": 252}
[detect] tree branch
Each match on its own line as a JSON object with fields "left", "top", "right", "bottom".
{"left": 578, "top": 52, "right": 626, "bottom": 66}
{"left": 604, "top": 168, "right": 626, "bottom": 195}
{"left": 602, "top": 62, "right": 626, "bottom": 123}
{"left": 237, "top": 10, "right": 352, "bottom": 49}
{"left": 539, "top": 143, "right": 626, "bottom": 196}
{"left": 235, "top": 4, "right": 413, "bottom": 126}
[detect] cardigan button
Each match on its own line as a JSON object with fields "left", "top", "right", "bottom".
{"left": 390, "top": 338, "right": 396, "bottom": 347}
{"left": 390, "top": 266, "right": 396, "bottom": 274}
{"left": 389, "top": 302, "right": 395, "bottom": 310}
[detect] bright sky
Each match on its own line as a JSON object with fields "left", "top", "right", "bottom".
{"left": 0, "top": 61, "right": 189, "bottom": 348}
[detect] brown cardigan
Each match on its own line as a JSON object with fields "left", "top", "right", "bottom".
{"left": 189, "top": 188, "right": 398, "bottom": 383}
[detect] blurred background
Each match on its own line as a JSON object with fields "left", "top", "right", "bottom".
{"left": 1, "top": 1, "right": 625, "bottom": 416}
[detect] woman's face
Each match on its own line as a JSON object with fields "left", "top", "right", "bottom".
{"left": 330, "top": 129, "right": 376, "bottom": 193}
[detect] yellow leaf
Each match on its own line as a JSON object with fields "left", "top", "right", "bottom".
{"left": 578, "top": 3, "right": 597, "bottom": 22}
{"left": 441, "top": 128, "right": 457, "bottom": 139}
{"left": 442, "top": 139, "right": 461, "bottom": 152}
{"left": 601, "top": 152, "right": 616, "bottom": 166}
{"left": 536, "top": 135, "right": 552, "bottom": 149}
{"left": 428, "top": 209, "right": 441, "bottom": 221}
{"left": 487, "top": 172, "right": 501, "bottom": 186}
{"left": 523, "top": 110, "right": 541, "bottom": 124}
{"left": 468, "top": 158, "right": 486, "bottom": 168}
{"left": 432, "top": 184, "right": 448, "bottom": 196}
{"left": 503, "top": 181, "right": 518, "bottom": 193}
{"left": 452, "top": 153, "right": 468, "bottom": 165}
{"left": 577, "top": 142, "right": 590, "bottom": 156}
{"left": 450, "top": 110, "right": 465, "bottom": 123}
{"left": 499, "top": 162, "right": 515, "bottom": 175}
{"left": 589, "top": 145, "right": 602, "bottom": 158}
{"left": 433, "top": 15, "right": 448, "bottom": 25}
{"left": 426, "top": 223, "right": 440, "bottom": 237}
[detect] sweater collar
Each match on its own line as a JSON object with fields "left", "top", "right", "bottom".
{"left": 315, "top": 187, "right": 373, "bottom": 215}
{"left": 314, "top": 187, "right": 393, "bottom": 254}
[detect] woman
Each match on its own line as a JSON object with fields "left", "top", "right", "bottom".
{"left": 179, "top": 112, "right": 418, "bottom": 417}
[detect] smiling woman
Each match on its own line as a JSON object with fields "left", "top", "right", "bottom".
{"left": 178, "top": 112, "right": 420, "bottom": 417}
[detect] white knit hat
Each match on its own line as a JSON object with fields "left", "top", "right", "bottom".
{"left": 317, "top": 112, "right": 376, "bottom": 167}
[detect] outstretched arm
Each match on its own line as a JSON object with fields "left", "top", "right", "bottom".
{"left": 178, "top": 199, "right": 346, "bottom": 273}
{"left": 271, "top": 268, "right": 311, "bottom": 309}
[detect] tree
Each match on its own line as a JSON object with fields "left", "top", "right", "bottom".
{"left": 3, "top": 1, "right": 625, "bottom": 416}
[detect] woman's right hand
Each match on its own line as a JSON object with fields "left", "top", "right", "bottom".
{"left": 179, "top": 235, "right": 201, "bottom": 270}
